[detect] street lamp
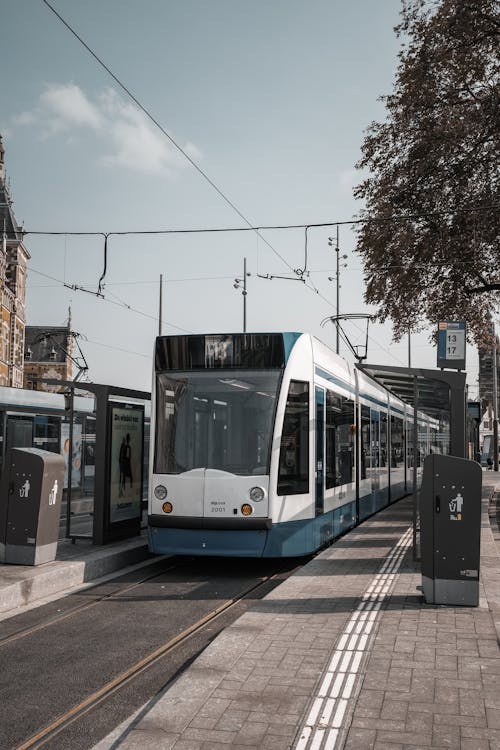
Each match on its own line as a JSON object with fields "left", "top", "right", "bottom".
{"left": 234, "top": 257, "right": 251, "bottom": 332}
{"left": 328, "top": 229, "right": 348, "bottom": 354}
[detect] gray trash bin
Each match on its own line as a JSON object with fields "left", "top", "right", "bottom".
{"left": 0, "top": 447, "right": 65, "bottom": 565}
{"left": 420, "top": 453, "right": 482, "bottom": 606}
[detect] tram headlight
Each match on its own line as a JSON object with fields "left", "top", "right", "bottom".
{"left": 249, "top": 486, "right": 264, "bottom": 503}
{"left": 154, "top": 484, "right": 168, "bottom": 501}
{"left": 162, "top": 501, "right": 173, "bottom": 514}
{"left": 241, "top": 503, "right": 253, "bottom": 516}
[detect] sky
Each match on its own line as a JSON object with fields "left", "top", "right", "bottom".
{"left": 0, "top": 0, "right": 480, "bottom": 396}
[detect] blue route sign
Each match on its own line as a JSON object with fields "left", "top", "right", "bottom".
{"left": 437, "top": 321, "right": 466, "bottom": 370}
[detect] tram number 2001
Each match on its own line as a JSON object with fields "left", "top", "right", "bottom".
{"left": 210, "top": 501, "right": 226, "bottom": 512}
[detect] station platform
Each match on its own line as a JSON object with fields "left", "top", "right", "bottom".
{"left": 0, "top": 531, "right": 151, "bottom": 618}
{"left": 93, "top": 473, "right": 500, "bottom": 750}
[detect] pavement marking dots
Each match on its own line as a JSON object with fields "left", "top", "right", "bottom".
{"left": 294, "top": 526, "right": 413, "bottom": 750}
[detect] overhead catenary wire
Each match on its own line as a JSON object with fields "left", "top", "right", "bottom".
{"left": 22, "top": 205, "right": 499, "bottom": 292}
{"left": 28, "top": 263, "right": 408, "bottom": 369}
{"left": 22, "top": 201, "right": 499, "bottom": 239}
{"left": 83, "top": 337, "right": 151, "bottom": 360}
{"left": 22, "top": 4, "right": 487, "bottom": 378}
{"left": 32, "top": 3, "right": 500, "bottom": 292}
{"left": 28, "top": 267, "right": 192, "bottom": 335}
{"left": 40, "top": 0, "right": 297, "bottom": 281}
{"left": 26, "top": 0, "right": 497, "bottom": 371}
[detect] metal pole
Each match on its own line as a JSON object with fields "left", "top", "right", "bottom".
{"left": 158, "top": 274, "right": 163, "bottom": 336}
{"left": 493, "top": 325, "right": 498, "bottom": 470}
{"left": 66, "top": 385, "right": 74, "bottom": 539}
{"left": 408, "top": 330, "right": 411, "bottom": 368}
{"left": 413, "top": 375, "right": 418, "bottom": 560}
{"left": 336, "top": 226, "right": 340, "bottom": 355}
{"left": 243, "top": 257, "right": 247, "bottom": 333}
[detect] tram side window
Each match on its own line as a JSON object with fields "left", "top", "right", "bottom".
{"left": 380, "top": 412, "right": 388, "bottom": 467}
{"left": 155, "top": 379, "right": 186, "bottom": 473}
{"left": 390, "top": 416, "right": 404, "bottom": 467}
{"left": 325, "top": 391, "right": 354, "bottom": 489}
{"left": 370, "top": 411, "right": 380, "bottom": 468}
{"left": 277, "top": 381, "right": 309, "bottom": 495}
{"left": 406, "top": 417, "right": 414, "bottom": 469}
{"left": 360, "top": 405, "right": 370, "bottom": 480}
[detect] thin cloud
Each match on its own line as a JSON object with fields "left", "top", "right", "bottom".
{"left": 14, "top": 83, "right": 201, "bottom": 176}
{"left": 40, "top": 83, "right": 103, "bottom": 131}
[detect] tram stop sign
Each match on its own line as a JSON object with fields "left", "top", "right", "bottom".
{"left": 437, "top": 321, "right": 466, "bottom": 370}
{"left": 420, "top": 453, "right": 482, "bottom": 606}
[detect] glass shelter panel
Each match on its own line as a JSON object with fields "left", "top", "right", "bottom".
{"left": 33, "top": 416, "right": 60, "bottom": 453}
{"left": 65, "top": 411, "right": 92, "bottom": 538}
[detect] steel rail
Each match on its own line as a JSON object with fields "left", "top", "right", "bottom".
{"left": 14, "top": 567, "right": 291, "bottom": 750}
{"left": 0, "top": 558, "right": 176, "bottom": 647}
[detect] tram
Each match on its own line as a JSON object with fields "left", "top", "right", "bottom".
{"left": 148, "top": 332, "right": 442, "bottom": 557}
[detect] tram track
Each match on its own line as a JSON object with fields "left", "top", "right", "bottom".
{"left": 8, "top": 559, "right": 301, "bottom": 750}
{"left": 0, "top": 558, "right": 180, "bottom": 647}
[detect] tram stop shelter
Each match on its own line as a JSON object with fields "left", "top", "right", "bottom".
{"left": 29, "top": 379, "right": 151, "bottom": 546}
{"left": 356, "top": 363, "right": 467, "bottom": 555}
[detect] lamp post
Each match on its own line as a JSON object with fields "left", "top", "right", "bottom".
{"left": 328, "top": 228, "right": 348, "bottom": 354}
{"left": 158, "top": 273, "right": 163, "bottom": 336}
{"left": 234, "top": 258, "right": 251, "bottom": 332}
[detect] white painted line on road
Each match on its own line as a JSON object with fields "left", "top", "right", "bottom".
{"left": 293, "top": 525, "right": 412, "bottom": 750}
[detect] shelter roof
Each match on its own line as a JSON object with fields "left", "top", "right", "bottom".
{"left": 356, "top": 363, "right": 466, "bottom": 419}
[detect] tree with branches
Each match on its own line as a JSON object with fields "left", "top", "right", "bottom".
{"left": 354, "top": 0, "right": 499, "bottom": 346}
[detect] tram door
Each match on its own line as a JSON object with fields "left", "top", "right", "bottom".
{"left": 315, "top": 387, "right": 325, "bottom": 516}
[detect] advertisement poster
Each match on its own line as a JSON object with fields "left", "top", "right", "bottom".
{"left": 61, "top": 422, "right": 82, "bottom": 489}
{"left": 109, "top": 404, "right": 144, "bottom": 524}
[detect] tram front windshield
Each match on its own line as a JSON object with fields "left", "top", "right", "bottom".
{"left": 154, "top": 370, "right": 281, "bottom": 475}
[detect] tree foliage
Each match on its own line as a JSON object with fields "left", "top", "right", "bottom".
{"left": 354, "top": 0, "right": 499, "bottom": 345}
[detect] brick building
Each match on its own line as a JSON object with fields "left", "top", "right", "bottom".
{"left": 23, "top": 324, "right": 73, "bottom": 392}
{"left": 0, "top": 135, "right": 29, "bottom": 388}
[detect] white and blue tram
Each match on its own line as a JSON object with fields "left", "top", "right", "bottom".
{"left": 148, "top": 332, "right": 441, "bottom": 557}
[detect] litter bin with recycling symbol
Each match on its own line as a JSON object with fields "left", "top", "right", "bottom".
{"left": 0, "top": 447, "right": 64, "bottom": 565}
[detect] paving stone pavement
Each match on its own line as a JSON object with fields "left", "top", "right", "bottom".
{"left": 94, "top": 476, "right": 500, "bottom": 750}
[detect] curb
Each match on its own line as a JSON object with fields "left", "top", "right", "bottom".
{"left": 0, "top": 537, "right": 151, "bottom": 615}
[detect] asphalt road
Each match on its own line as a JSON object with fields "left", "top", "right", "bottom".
{"left": 0, "top": 555, "right": 300, "bottom": 750}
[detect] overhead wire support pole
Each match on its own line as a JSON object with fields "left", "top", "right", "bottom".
{"left": 243, "top": 258, "right": 247, "bottom": 333}
{"left": 159, "top": 274, "right": 163, "bottom": 336}
{"left": 234, "top": 258, "right": 250, "bottom": 332}
{"left": 336, "top": 226, "right": 340, "bottom": 354}
{"left": 328, "top": 227, "right": 348, "bottom": 355}
{"left": 413, "top": 375, "right": 419, "bottom": 560}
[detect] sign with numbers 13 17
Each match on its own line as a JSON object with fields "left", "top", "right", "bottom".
{"left": 437, "top": 321, "right": 466, "bottom": 370}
